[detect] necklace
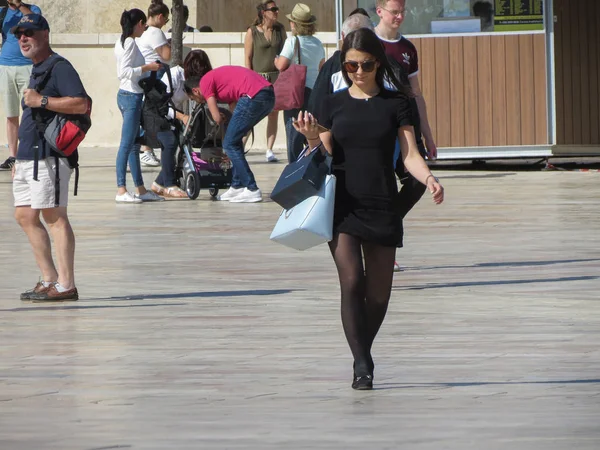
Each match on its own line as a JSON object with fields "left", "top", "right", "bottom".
{"left": 349, "top": 88, "right": 379, "bottom": 101}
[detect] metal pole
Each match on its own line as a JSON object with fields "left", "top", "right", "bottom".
{"left": 335, "top": 0, "right": 343, "bottom": 41}
{"left": 545, "top": 0, "right": 556, "bottom": 146}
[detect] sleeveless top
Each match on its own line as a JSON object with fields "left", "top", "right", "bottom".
{"left": 250, "top": 24, "right": 286, "bottom": 83}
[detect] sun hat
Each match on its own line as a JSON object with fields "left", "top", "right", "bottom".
{"left": 286, "top": 3, "right": 316, "bottom": 25}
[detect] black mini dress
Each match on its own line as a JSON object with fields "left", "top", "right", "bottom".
{"left": 318, "top": 89, "right": 413, "bottom": 248}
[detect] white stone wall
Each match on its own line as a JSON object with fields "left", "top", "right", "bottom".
{"left": 33, "top": 0, "right": 199, "bottom": 34}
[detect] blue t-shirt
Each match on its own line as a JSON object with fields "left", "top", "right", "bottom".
{"left": 18, "top": 53, "right": 87, "bottom": 160}
{"left": 0, "top": 5, "right": 42, "bottom": 66}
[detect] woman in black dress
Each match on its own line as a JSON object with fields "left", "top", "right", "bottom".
{"left": 293, "top": 28, "right": 444, "bottom": 390}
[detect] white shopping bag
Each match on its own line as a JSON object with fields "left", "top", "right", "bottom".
{"left": 270, "top": 174, "right": 336, "bottom": 251}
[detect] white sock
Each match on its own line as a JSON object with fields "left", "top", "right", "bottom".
{"left": 42, "top": 281, "right": 53, "bottom": 288}
{"left": 54, "top": 283, "right": 70, "bottom": 293}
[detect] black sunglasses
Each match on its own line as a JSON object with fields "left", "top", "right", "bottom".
{"left": 265, "top": 7, "right": 279, "bottom": 12}
{"left": 343, "top": 60, "right": 377, "bottom": 73}
{"left": 14, "top": 29, "right": 36, "bottom": 39}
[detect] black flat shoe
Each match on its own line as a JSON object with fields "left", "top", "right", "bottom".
{"left": 352, "top": 374, "right": 373, "bottom": 390}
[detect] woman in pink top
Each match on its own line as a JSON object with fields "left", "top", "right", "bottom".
{"left": 185, "top": 65, "right": 275, "bottom": 203}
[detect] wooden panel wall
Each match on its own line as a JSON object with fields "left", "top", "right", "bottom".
{"left": 411, "top": 34, "right": 548, "bottom": 147}
{"left": 196, "top": 1, "right": 335, "bottom": 32}
{"left": 555, "top": 0, "right": 600, "bottom": 145}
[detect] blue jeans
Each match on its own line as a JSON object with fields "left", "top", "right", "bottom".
{"left": 284, "top": 87, "right": 312, "bottom": 163}
{"left": 116, "top": 90, "right": 144, "bottom": 188}
{"left": 223, "top": 87, "right": 275, "bottom": 190}
{"left": 155, "top": 129, "right": 178, "bottom": 187}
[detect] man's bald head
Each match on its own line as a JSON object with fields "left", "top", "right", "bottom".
{"left": 341, "top": 13, "right": 373, "bottom": 39}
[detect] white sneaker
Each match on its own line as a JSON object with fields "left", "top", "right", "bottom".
{"left": 229, "top": 188, "right": 263, "bottom": 203}
{"left": 136, "top": 190, "right": 165, "bottom": 202}
{"left": 140, "top": 150, "right": 161, "bottom": 167}
{"left": 218, "top": 186, "right": 244, "bottom": 201}
{"left": 266, "top": 150, "right": 278, "bottom": 162}
{"left": 116, "top": 191, "right": 142, "bottom": 203}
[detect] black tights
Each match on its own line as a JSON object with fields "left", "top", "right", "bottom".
{"left": 328, "top": 233, "right": 396, "bottom": 377}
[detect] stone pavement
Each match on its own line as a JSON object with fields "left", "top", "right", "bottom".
{"left": 0, "top": 148, "right": 599, "bottom": 450}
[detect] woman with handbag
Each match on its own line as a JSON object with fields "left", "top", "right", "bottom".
{"left": 274, "top": 3, "right": 325, "bottom": 163}
{"left": 113, "top": 8, "right": 163, "bottom": 203}
{"left": 292, "top": 28, "right": 444, "bottom": 390}
{"left": 184, "top": 65, "right": 275, "bottom": 203}
{"left": 244, "top": 0, "right": 286, "bottom": 163}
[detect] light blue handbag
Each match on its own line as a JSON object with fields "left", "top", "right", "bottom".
{"left": 270, "top": 174, "right": 336, "bottom": 251}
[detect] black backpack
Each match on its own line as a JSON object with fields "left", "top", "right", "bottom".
{"left": 138, "top": 65, "right": 174, "bottom": 148}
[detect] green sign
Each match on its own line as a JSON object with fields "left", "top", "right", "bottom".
{"left": 494, "top": 0, "right": 544, "bottom": 31}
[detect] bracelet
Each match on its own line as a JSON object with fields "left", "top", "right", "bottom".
{"left": 306, "top": 135, "right": 320, "bottom": 141}
{"left": 425, "top": 174, "right": 438, "bottom": 184}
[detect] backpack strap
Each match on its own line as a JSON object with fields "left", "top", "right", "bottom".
{"left": 163, "top": 63, "right": 174, "bottom": 95}
{"left": 0, "top": 7, "right": 9, "bottom": 44}
{"left": 31, "top": 56, "right": 67, "bottom": 182}
{"left": 34, "top": 56, "right": 66, "bottom": 94}
{"left": 54, "top": 154, "right": 60, "bottom": 207}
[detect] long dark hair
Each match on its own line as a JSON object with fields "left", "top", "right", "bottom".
{"left": 148, "top": 0, "right": 169, "bottom": 18}
{"left": 120, "top": 9, "right": 147, "bottom": 47}
{"left": 340, "top": 28, "right": 410, "bottom": 97}
{"left": 183, "top": 50, "right": 213, "bottom": 79}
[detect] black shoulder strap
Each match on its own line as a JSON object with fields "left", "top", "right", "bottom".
{"left": 31, "top": 56, "right": 67, "bottom": 182}
{"left": 163, "top": 63, "right": 174, "bottom": 96}
{"left": 35, "top": 56, "right": 67, "bottom": 94}
{"left": 0, "top": 7, "right": 9, "bottom": 43}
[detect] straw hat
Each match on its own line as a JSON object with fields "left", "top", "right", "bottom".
{"left": 286, "top": 3, "right": 316, "bottom": 25}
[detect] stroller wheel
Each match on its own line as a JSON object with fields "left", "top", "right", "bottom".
{"left": 208, "top": 187, "right": 219, "bottom": 198}
{"left": 185, "top": 171, "right": 201, "bottom": 200}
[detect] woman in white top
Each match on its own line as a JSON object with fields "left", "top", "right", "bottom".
{"left": 136, "top": 0, "right": 172, "bottom": 167}
{"left": 275, "top": 3, "right": 325, "bottom": 162}
{"left": 137, "top": 0, "right": 171, "bottom": 76}
{"left": 114, "top": 8, "right": 163, "bottom": 203}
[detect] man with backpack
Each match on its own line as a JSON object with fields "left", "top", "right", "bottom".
{"left": 12, "top": 14, "right": 90, "bottom": 302}
{"left": 0, "top": 1, "right": 41, "bottom": 170}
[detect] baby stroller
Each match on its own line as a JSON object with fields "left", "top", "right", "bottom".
{"left": 176, "top": 103, "right": 233, "bottom": 199}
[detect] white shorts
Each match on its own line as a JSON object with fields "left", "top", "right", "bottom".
{"left": 0, "top": 65, "right": 32, "bottom": 118}
{"left": 13, "top": 158, "right": 73, "bottom": 209}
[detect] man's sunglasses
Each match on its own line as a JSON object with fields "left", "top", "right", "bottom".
{"left": 343, "top": 60, "right": 377, "bottom": 73}
{"left": 14, "top": 29, "right": 36, "bottom": 39}
{"left": 265, "top": 7, "right": 279, "bottom": 12}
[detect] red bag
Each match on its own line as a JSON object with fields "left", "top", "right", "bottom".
{"left": 273, "top": 37, "right": 307, "bottom": 111}
{"left": 42, "top": 101, "right": 92, "bottom": 157}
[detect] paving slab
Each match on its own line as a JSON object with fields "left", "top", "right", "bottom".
{"left": 0, "top": 148, "right": 599, "bottom": 449}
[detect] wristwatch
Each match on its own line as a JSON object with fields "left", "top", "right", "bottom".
{"left": 40, "top": 96, "right": 48, "bottom": 109}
